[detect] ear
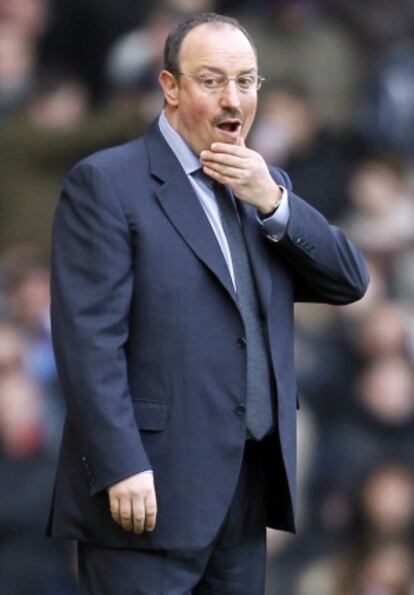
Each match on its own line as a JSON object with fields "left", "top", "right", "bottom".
{"left": 159, "top": 70, "right": 179, "bottom": 107}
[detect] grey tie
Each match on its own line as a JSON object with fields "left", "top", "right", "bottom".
{"left": 213, "top": 181, "right": 274, "bottom": 440}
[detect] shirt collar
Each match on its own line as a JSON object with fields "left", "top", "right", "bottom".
{"left": 158, "top": 111, "right": 201, "bottom": 175}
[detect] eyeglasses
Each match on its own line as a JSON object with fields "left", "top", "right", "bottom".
{"left": 174, "top": 72, "right": 265, "bottom": 93}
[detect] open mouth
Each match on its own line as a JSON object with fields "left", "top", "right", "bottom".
{"left": 217, "top": 120, "right": 242, "bottom": 134}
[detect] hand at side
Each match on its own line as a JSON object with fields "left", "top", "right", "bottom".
{"left": 107, "top": 471, "right": 157, "bottom": 534}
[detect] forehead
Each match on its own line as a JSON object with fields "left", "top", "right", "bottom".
{"left": 178, "top": 23, "right": 257, "bottom": 72}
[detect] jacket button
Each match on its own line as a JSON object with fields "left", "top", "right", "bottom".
{"left": 235, "top": 404, "right": 246, "bottom": 415}
{"left": 237, "top": 337, "right": 247, "bottom": 348}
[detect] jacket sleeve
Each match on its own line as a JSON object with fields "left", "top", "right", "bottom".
{"left": 51, "top": 160, "right": 151, "bottom": 496}
{"left": 269, "top": 167, "right": 370, "bottom": 304}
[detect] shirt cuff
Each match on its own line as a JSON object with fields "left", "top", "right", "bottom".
{"left": 256, "top": 186, "right": 290, "bottom": 242}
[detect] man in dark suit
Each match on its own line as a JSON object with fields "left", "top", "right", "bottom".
{"left": 48, "top": 13, "right": 369, "bottom": 595}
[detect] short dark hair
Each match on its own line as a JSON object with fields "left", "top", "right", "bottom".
{"left": 163, "top": 12, "right": 257, "bottom": 74}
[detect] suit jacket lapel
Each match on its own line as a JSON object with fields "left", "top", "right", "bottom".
{"left": 145, "top": 121, "right": 237, "bottom": 305}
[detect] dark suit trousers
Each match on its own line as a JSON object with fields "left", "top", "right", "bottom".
{"left": 77, "top": 440, "right": 267, "bottom": 595}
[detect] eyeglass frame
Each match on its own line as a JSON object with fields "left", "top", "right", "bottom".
{"left": 172, "top": 71, "right": 266, "bottom": 93}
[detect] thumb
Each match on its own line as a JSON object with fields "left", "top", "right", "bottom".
{"left": 236, "top": 135, "right": 246, "bottom": 148}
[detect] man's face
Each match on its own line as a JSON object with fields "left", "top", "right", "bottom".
{"left": 162, "top": 23, "right": 258, "bottom": 155}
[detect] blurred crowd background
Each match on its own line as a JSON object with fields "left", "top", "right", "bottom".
{"left": 1, "top": 0, "right": 414, "bottom": 593}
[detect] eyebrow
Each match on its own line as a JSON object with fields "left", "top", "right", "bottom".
{"left": 196, "top": 66, "right": 257, "bottom": 75}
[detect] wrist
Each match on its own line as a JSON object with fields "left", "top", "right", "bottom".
{"left": 257, "top": 186, "right": 283, "bottom": 217}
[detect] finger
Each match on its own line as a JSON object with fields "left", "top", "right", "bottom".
{"left": 144, "top": 491, "right": 158, "bottom": 532}
{"left": 210, "top": 142, "right": 248, "bottom": 156}
{"left": 201, "top": 161, "right": 242, "bottom": 179}
{"left": 119, "top": 497, "right": 133, "bottom": 532}
{"left": 200, "top": 150, "right": 244, "bottom": 168}
{"left": 202, "top": 165, "right": 233, "bottom": 186}
{"left": 132, "top": 497, "right": 146, "bottom": 534}
{"left": 109, "top": 496, "right": 121, "bottom": 525}
{"left": 236, "top": 136, "right": 245, "bottom": 147}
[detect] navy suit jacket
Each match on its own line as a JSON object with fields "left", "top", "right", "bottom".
{"left": 47, "top": 120, "right": 369, "bottom": 549}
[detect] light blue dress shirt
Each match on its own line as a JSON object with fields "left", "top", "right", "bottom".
{"left": 158, "top": 111, "right": 290, "bottom": 289}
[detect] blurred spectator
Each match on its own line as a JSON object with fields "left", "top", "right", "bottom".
{"left": 0, "top": 346, "right": 44, "bottom": 458}
{"left": 106, "top": 9, "right": 175, "bottom": 96}
{"left": 337, "top": 257, "right": 387, "bottom": 321}
{"left": 0, "top": 25, "right": 35, "bottom": 118}
{"left": 0, "top": 324, "right": 77, "bottom": 595}
{"left": 343, "top": 153, "right": 414, "bottom": 274}
{"left": 0, "top": 323, "right": 25, "bottom": 378}
{"left": 238, "top": 0, "right": 362, "bottom": 128}
{"left": 307, "top": 356, "right": 414, "bottom": 540}
{"left": 28, "top": 76, "right": 89, "bottom": 130}
{"left": 0, "top": 0, "right": 49, "bottom": 119}
{"left": 296, "top": 462, "right": 414, "bottom": 595}
{"left": 5, "top": 250, "right": 55, "bottom": 384}
{"left": 0, "top": 0, "right": 48, "bottom": 38}
{"left": 358, "top": 41, "right": 414, "bottom": 156}
{"left": 323, "top": 0, "right": 414, "bottom": 58}
{"left": 105, "top": 0, "right": 216, "bottom": 118}
{"left": 250, "top": 81, "right": 363, "bottom": 220}
{"left": 354, "top": 462, "right": 414, "bottom": 541}
{"left": 0, "top": 82, "right": 148, "bottom": 253}
{"left": 355, "top": 357, "right": 414, "bottom": 429}
{"left": 296, "top": 537, "right": 414, "bottom": 595}
{"left": 337, "top": 538, "right": 414, "bottom": 595}
{"left": 393, "top": 251, "right": 414, "bottom": 306}
{"left": 2, "top": 248, "right": 66, "bottom": 450}
{"left": 39, "top": 0, "right": 152, "bottom": 102}
{"left": 353, "top": 301, "right": 413, "bottom": 362}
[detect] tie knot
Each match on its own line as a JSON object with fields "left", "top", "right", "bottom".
{"left": 212, "top": 180, "right": 226, "bottom": 194}
{"left": 193, "top": 167, "right": 211, "bottom": 184}
{"left": 193, "top": 169, "right": 235, "bottom": 213}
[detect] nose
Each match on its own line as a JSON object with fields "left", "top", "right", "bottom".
{"left": 219, "top": 80, "right": 241, "bottom": 109}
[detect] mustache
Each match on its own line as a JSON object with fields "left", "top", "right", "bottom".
{"left": 212, "top": 110, "right": 243, "bottom": 125}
